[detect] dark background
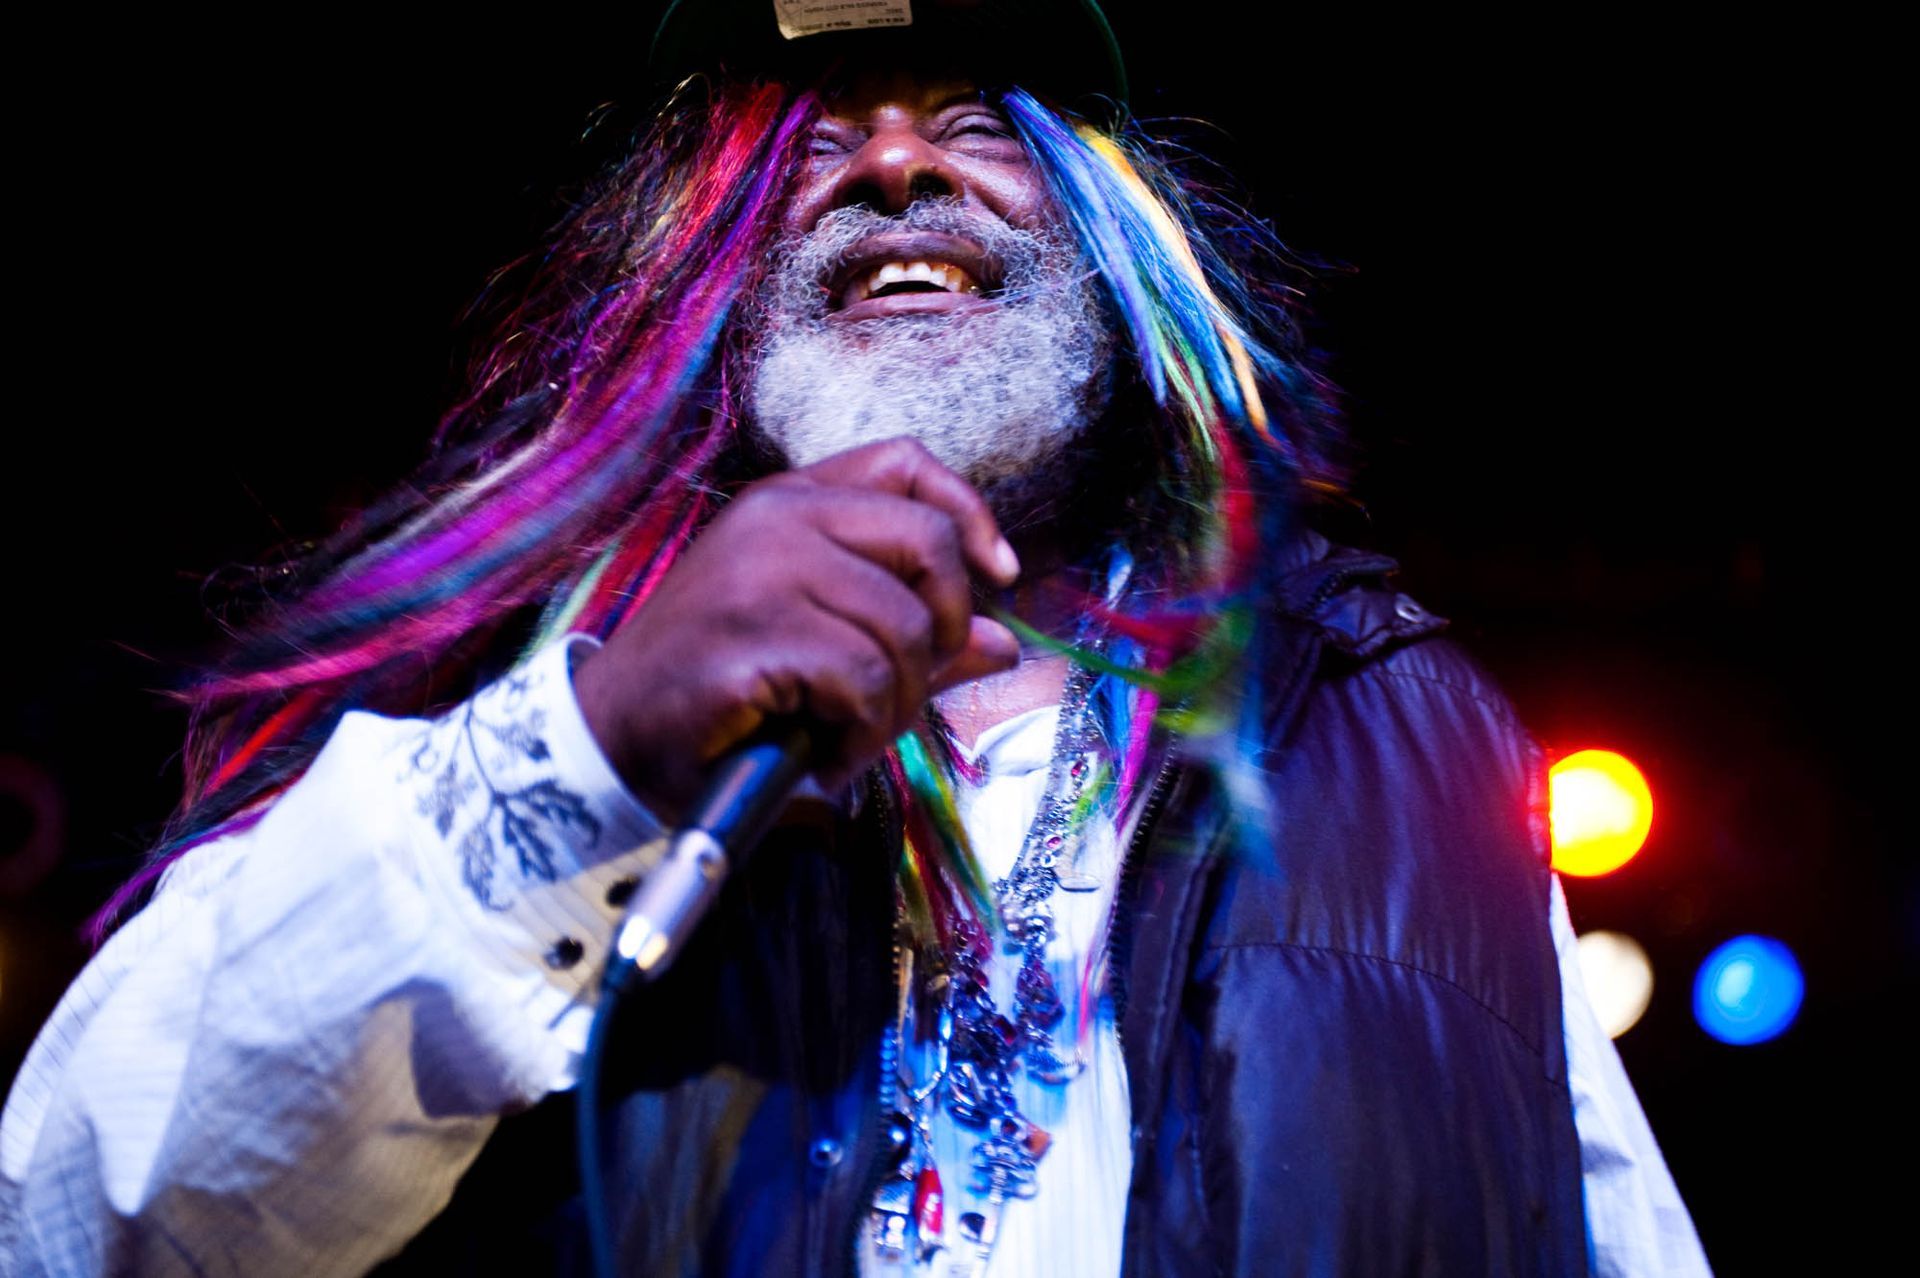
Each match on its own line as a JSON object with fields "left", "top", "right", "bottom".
{"left": 3, "top": 5, "right": 1901, "bottom": 1269}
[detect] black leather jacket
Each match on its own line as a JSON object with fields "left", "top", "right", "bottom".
{"left": 380, "top": 532, "right": 1589, "bottom": 1277}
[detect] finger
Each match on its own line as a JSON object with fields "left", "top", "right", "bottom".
{"left": 790, "top": 490, "right": 974, "bottom": 659}
{"left": 801, "top": 555, "right": 940, "bottom": 721}
{"left": 769, "top": 612, "right": 908, "bottom": 777}
{"left": 793, "top": 438, "right": 1020, "bottom": 587}
{"left": 929, "top": 616, "right": 1022, "bottom": 696}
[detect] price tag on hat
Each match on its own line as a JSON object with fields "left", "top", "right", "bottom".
{"left": 774, "top": 0, "right": 914, "bottom": 40}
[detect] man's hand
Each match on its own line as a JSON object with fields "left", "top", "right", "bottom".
{"left": 571, "top": 438, "right": 1023, "bottom": 822}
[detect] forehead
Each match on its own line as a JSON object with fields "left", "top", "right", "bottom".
{"left": 815, "top": 63, "right": 1000, "bottom": 121}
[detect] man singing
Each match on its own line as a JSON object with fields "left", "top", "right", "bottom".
{"left": 0, "top": 2, "right": 1708, "bottom": 1273}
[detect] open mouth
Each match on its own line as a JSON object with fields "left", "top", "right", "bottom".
{"left": 824, "top": 232, "right": 1002, "bottom": 318}
{"left": 839, "top": 258, "right": 984, "bottom": 308}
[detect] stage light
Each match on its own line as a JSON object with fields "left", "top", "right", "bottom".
{"left": 1694, "top": 935, "right": 1803, "bottom": 1045}
{"left": 1575, "top": 930, "right": 1654, "bottom": 1038}
{"left": 1549, "top": 749, "right": 1653, "bottom": 877}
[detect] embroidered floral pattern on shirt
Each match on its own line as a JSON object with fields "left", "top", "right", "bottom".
{"left": 406, "top": 665, "right": 603, "bottom": 910}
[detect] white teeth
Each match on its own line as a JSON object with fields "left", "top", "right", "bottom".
{"left": 850, "top": 259, "right": 982, "bottom": 303}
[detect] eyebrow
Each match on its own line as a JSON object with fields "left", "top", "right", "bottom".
{"left": 929, "top": 90, "right": 993, "bottom": 112}
{"left": 813, "top": 90, "right": 1003, "bottom": 132}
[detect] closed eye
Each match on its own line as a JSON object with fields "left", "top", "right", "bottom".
{"left": 807, "top": 123, "right": 863, "bottom": 156}
{"left": 943, "top": 114, "right": 1013, "bottom": 141}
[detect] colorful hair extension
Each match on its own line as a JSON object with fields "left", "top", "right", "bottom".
{"left": 998, "top": 91, "right": 1321, "bottom": 845}
{"left": 894, "top": 93, "right": 1345, "bottom": 963}
{"left": 94, "top": 81, "right": 1343, "bottom": 946}
{"left": 91, "top": 82, "right": 820, "bottom": 940}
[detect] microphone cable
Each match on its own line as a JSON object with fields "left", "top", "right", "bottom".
{"left": 575, "top": 721, "right": 814, "bottom": 1278}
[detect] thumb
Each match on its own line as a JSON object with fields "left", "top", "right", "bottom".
{"left": 929, "top": 615, "right": 1022, "bottom": 695}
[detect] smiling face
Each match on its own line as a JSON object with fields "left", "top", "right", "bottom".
{"left": 781, "top": 68, "right": 1057, "bottom": 278}
{"left": 743, "top": 69, "right": 1115, "bottom": 518}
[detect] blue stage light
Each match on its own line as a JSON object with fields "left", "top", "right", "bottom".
{"left": 1693, "top": 935, "right": 1804, "bottom": 1045}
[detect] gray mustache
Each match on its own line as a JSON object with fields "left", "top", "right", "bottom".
{"left": 759, "top": 198, "right": 1076, "bottom": 322}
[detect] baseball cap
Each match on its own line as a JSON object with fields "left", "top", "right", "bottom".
{"left": 649, "top": 0, "right": 1129, "bottom": 112}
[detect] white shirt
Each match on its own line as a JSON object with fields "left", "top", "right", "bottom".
{"left": 860, "top": 705, "right": 1135, "bottom": 1278}
{"left": 0, "top": 638, "right": 1711, "bottom": 1275}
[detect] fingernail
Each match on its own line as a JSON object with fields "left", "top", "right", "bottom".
{"left": 979, "top": 617, "right": 1020, "bottom": 661}
{"left": 993, "top": 538, "right": 1021, "bottom": 582}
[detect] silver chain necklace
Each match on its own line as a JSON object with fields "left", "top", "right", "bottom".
{"left": 868, "top": 662, "right": 1105, "bottom": 1275}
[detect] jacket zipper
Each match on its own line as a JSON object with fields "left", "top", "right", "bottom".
{"left": 1293, "top": 563, "right": 1372, "bottom": 621}
{"left": 1105, "top": 742, "right": 1183, "bottom": 1063}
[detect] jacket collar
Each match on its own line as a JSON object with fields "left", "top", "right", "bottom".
{"left": 1271, "top": 529, "right": 1448, "bottom": 658}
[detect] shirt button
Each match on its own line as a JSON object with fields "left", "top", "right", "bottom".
{"left": 1393, "top": 594, "right": 1428, "bottom": 623}
{"left": 809, "top": 1137, "right": 844, "bottom": 1169}
{"left": 545, "top": 937, "right": 585, "bottom": 970}
{"left": 605, "top": 877, "right": 638, "bottom": 909}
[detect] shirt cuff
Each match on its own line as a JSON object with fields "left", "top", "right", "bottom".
{"left": 400, "top": 635, "right": 668, "bottom": 1061}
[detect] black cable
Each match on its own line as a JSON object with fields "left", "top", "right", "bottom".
{"left": 576, "top": 984, "right": 622, "bottom": 1278}
{"left": 575, "top": 720, "right": 813, "bottom": 1277}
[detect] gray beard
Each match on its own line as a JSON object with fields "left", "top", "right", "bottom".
{"left": 741, "top": 201, "right": 1114, "bottom": 521}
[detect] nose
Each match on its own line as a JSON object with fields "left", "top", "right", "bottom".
{"left": 829, "top": 126, "right": 961, "bottom": 215}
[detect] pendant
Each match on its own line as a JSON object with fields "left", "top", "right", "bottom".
{"left": 869, "top": 1173, "right": 913, "bottom": 1262}
{"left": 1028, "top": 1044, "right": 1086, "bottom": 1085}
{"left": 912, "top": 1164, "right": 945, "bottom": 1260}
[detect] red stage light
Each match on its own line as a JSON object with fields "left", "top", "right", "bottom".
{"left": 1549, "top": 749, "right": 1653, "bottom": 877}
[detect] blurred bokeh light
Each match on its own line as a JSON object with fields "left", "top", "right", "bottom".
{"left": 1575, "top": 929, "right": 1654, "bottom": 1038}
{"left": 1549, "top": 748, "right": 1654, "bottom": 877}
{"left": 1694, "top": 935, "right": 1804, "bottom": 1045}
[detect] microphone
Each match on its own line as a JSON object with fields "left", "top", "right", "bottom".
{"left": 601, "top": 719, "right": 814, "bottom": 996}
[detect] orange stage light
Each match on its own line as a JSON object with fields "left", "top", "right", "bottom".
{"left": 1549, "top": 749, "right": 1653, "bottom": 877}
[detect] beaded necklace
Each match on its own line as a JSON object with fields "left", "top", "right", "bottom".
{"left": 867, "top": 662, "right": 1106, "bottom": 1275}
